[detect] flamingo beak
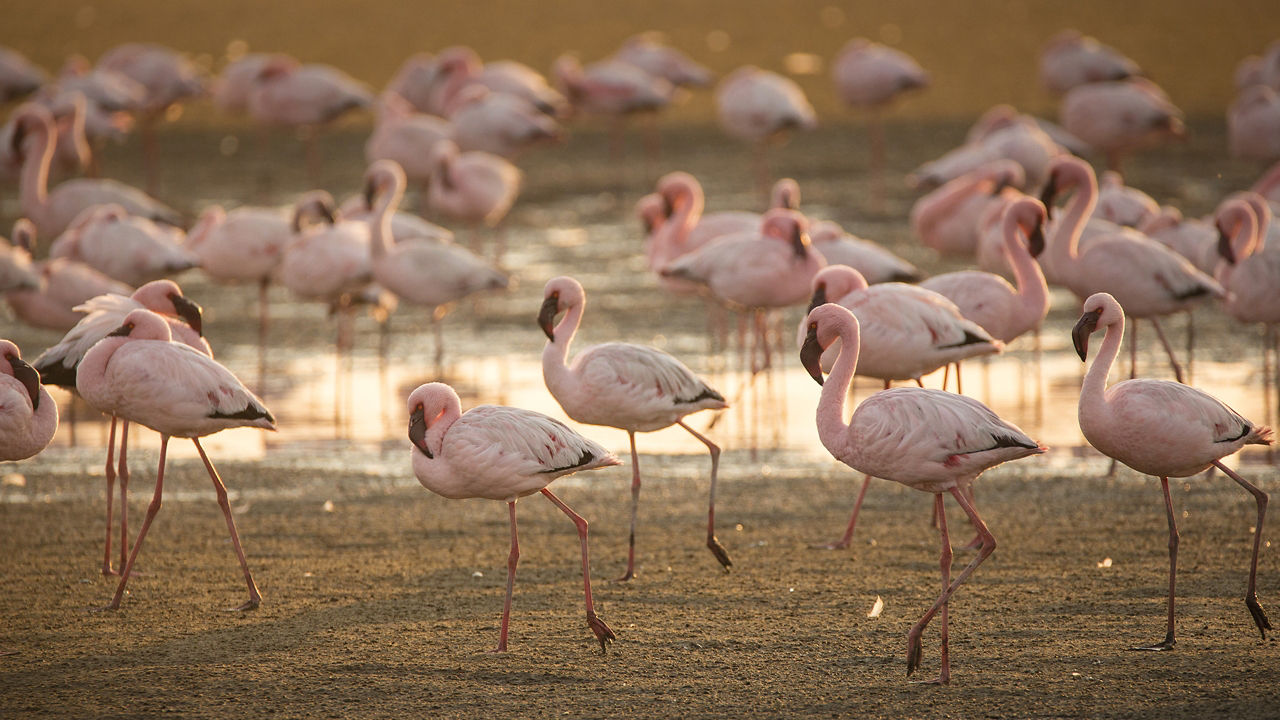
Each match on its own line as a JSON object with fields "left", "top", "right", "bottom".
{"left": 805, "top": 283, "right": 827, "bottom": 316}
{"left": 799, "top": 321, "right": 825, "bottom": 386}
{"left": 1027, "top": 220, "right": 1046, "bottom": 258}
{"left": 1217, "top": 224, "right": 1236, "bottom": 265}
{"left": 107, "top": 321, "right": 134, "bottom": 338}
{"left": 642, "top": 214, "right": 654, "bottom": 235}
{"left": 1071, "top": 309, "right": 1102, "bottom": 361}
{"left": 791, "top": 226, "right": 810, "bottom": 259}
{"left": 363, "top": 179, "right": 377, "bottom": 210}
{"left": 7, "top": 354, "right": 41, "bottom": 412}
{"left": 170, "top": 293, "right": 204, "bottom": 336}
{"left": 537, "top": 294, "right": 559, "bottom": 342}
{"left": 662, "top": 194, "right": 674, "bottom": 219}
{"left": 408, "top": 405, "right": 432, "bottom": 458}
{"left": 1039, "top": 173, "right": 1059, "bottom": 220}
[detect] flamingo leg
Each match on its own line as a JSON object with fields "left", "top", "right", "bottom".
{"left": 1184, "top": 309, "right": 1195, "bottom": 384}
{"left": 1135, "top": 477, "right": 1179, "bottom": 650}
{"left": 1212, "top": 460, "right": 1272, "bottom": 639}
{"left": 906, "top": 486, "right": 995, "bottom": 678}
{"left": 192, "top": 438, "right": 261, "bottom": 611}
{"left": 101, "top": 416, "right": 118, "bottom": 576}
{"left": 1265, "top": 326, "right": 1275, "bottom": 464}
{"left": 104, "top": 434, "right": 168, "bottom": 610}
{"left": 257, "top": 277, "right": 271, "bottom": 348}
{"left": 955, "top": 361, "right": 964, "bottom": 395}
{"left": 1150, "top": 317, "right": 1185, "bottom": 384}
{"left": 941, "top": 364, "right": 951, "bottom": 392}
{"left": 117, "top": 420, "right": 130, "bottom": 575}
{"left": 616, "top": 431, "right": 641, "bottom": 582}
{"left": 678, "top": 420, "right": 730, "bottom": 571}
{"left": 813, "top": 474, "right": 872, "bottom": 550}
{"left": 912, "top": 493, "right": 953, "bottom": 685}
{"left": 540, "top": 488, "right": 615, "bottom": 652}
{"left": 868, "top": 110, "right": 885, "bottom": 212}
{"left": 493, "top": 500, "right": 519, "bottom": 653}
{"left": 1129, "top": 315, "right": 1138, "bottom": 380}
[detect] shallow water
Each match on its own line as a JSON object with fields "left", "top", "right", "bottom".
{"left": 2, "top": 120, "right": 1276, "bottom": 506}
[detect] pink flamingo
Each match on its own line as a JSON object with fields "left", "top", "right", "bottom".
{"left": 408, "top": 381, "right": 620, "bottom": 652}
{"left": 34, "top": 279, "right": 209, "bottom": 576}
{"left": 612, "top": 33, "right": 713, "bottom": 88}
{"left": 0, "top": 221, "right": 39, "bottom": 292}
{"left": 0, "top": 46, "right": 47, "bottom": 102}
{"left": 364, "top": 160, "right": 509, "bottom": 365}
{"left": 1234, "top": 39, "right": 1280, "bottom": 91}
{"left": 910, "top": 159, "right": 1026, "bottom": 257}
{"left": 1142, "top": 205, "right": 1219, "bottom": 276}
{"left": 909, "top": 117, "right": 1065, "bottom": 191}
{"left": 337, "top": 191, "right": 453, "bottom": 244}
{"left": 422, "top": 139, "right": 521, "bottom": 247}
{"left": 4, "top": 218, "right": 132, "bottom": 332}
{"left": 662, "top": 209, "right": 826, "bottom": 371}
{"left": 539, "top": 276, "right": 730, "bottom": 581}
{"left": 473, "top": 60, "right": 568, "bottom": 118}
{"left": 11, "top": 103, "right": 180, "bottom": 237}
{"left": 1038, "top": 30, "right": 1142, "bottom": 95}
{"left": 552, "top": 53, "right": 676, "bottom": 161}
{"left": 1041, "top": 155, "right": 1223, "bottom": 382}
{"left": 384, "top": 53, "right": 442, "bottom": 115}
{"left": 1095, "top": 171, "right": 1159, "bottom": 227}
{"left": 797, "top": 265, "right": 1002, "bottom": 550}
{"left": 212, "top": 52, "right": 298, "bottom": 115}
{"left": 1, "top": 90, "right": 92, "bottom": 180}
{"left": 49, "top": 203, "right": 196, "bottom": 286}
{"left": 365, "top": 92, "right": 455, "bottom": 188}
{"left": 0, "top": 340, "right": 56, "bottom": 461}
{"left": 831, "top": 38, "right": 929, "bottom": 203}
{"left": 967, "top": 104, "right": 1091, "bottom": 156}
{"left": 1060, "top": 78, "right": 1184, "bottom": 175}
{"left": 809, "top": 220, "right": 923, "bottom": 284}
{"left": 187, "top": 203, "right": 292, "bottom": 344}
{"left": 446, "top": 85, "right": 560, "bottom": 159}
{"left": 77, "top": 308, "right": 274, "bottom": 610}
{"left": 801, "top": 302, "right": 1044, "bottom": 683}
{"left": 54, "top": 55, "right": 145, "bottom": 113}
{"left": 1073, "top": 291, "right": 1273, "bottom": 649}
{"left": 96, "top": 43, "right": 205, "bottom": 194}
{"left": 1228, "top": 85, "right": 1280, "bottom": 162}
{"left": 715, "top": 66, "right": 816, "bottom": 193}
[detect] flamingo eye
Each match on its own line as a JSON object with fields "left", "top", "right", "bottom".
{"left": 808, "top": 321, "right": 818, "bottom": 331}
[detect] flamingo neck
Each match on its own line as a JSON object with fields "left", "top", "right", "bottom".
{"left": 1047, "top": 177, "right": 1097, "bottom": 280}
{"left": 655, "top": 190, "right": 702, "bottom": 265}
{"left": 1004, "top": 218, "right": 1048, "bottom": 328}
{"left": 1080, "top": 313, "right": 1123, "bottom": 419}
{"left": 815, "top": 320, "right": 860, "bottom": 455}
{"left": 19, "top": 120, "right": 52, "bottom": 221}
{"left": 371, "top": 184, "right": 402, "bottom": 260}
{"left": 541, "top": 299, "right": 584, "bottom": 391}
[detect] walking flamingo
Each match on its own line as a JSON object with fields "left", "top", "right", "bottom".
{"left": 76, "top": 309, "right": 274, "bottom": 610}
{"left": 34, "top": 279, "right": 209, "bottom": 576}
{"left": 11, "top": 103, "right": 180, "bottom": 237}
{"left": 0, "top": 341, "right": 56, "bottom": 461}
{"left": 801, "top": 302, "right": 1044, "bottom": 683}
{"left": 407, "top": 382, "right": 620, "bottom": 651}
{"left": 539, "top": 276, "right": 730, "bottom": 581}
{"left": 1073, "top": 292, "right": 1273, "bottom": 649}
{"left": 715, "top": 66, "right": 816, "bottom": 194}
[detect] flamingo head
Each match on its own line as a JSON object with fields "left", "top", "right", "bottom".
{"left": 169, "top": 291, "right": 204, "bottom": 335}
{"left": 2, "top": 347, "right": 41, "bottom": 411}
{"left": 1071, "top": 308, "right": 1101, "bottom": 361}
{"left": 1216, "top": 219, "right": 1236, "bottom": 265}
{"left": 538, "top": 290, "right": 560, "bottom": 341}
{"left": 799, "top": 304, "right": 853, "bottom": 386}
{"left": 538, "top": 276, "right": 584, "bottom": 342}
{"left": 1071, "top": 293, "right": 1120, "bottom": 361}
{"left": 407, "top": 401, "right": 432, "bottom": 458}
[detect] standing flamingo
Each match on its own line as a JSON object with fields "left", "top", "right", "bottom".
{"left": 0, "top": 222, "right": 39, "bottom": 292}
{"left": 48, "top": 203, "right": 196, "bottom": 286}
{"left": 612, "top": 33, "right": 713, "bottom": 88}
{"left": 1038, "top": 30, "right": 1141, "bottom": 95}
{"left": 34, "top": 279, "right": 209, "bottom": 577}
{"left": 552, "top": 53, "right": 676, "bottom": 161}
{"left": 1073, "top": 292, "right": 1273, "bottom": 649}
{"left": 911, "top": 159, "right": 1026, "bottom": 257}
{"left": 1060, "top": 79, "right": 1184, "bottom": 175}
{"left": 446, "top": 85, "right": 561, "bottom": 159}
{"left": 908, "top": 118, "right": 1065, "bottom": 191}
{"left": 0, "top": 340, "right": 57, "bottom": 461}
{"left": 186, "top": 203, "right": 291, "bottom": 345}
{"left": 365, "top": 92, "right": 455, "bottom": 190}
{"left": 4, "top": 219, "right": 132, "bottom": 332}
{"left": 1228, "top": 85, "right": 1280, "bottom": 162}
{"left": 715, "top": 66, "right": 816, "bottom": 194}
{"left": 801, "top": 302, "right": 1044, "bottom": 683}
{"left": 407, "top": 382, "right": 620, "bottom": 652}
{"left": 1095, "top": 171, "right": 1159, "bottom": 228}
{"left": 422, "top": 139, "right": 521, "bottom": 253}
{"left": 539, "top": 276, "right": 730, "bottom": 580}
{"left": 77, "top": 309, "right": 273, "bottom": 610}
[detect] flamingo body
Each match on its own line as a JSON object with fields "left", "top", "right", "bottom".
{"left": 0, "top": 340, "right": 57, "bottom": 461}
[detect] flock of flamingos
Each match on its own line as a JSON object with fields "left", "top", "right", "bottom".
{"left": 1, "top": 29, "right": 1279, "bottom": 685}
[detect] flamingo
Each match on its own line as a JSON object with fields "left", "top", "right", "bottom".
{"left": 473, "top": 60, "right": 568, "bottom": 118}
{"left": 10, "top": 103, "right": 180, "bottom": 237}
{"left": 186, "top": 203, "right": 291, "bottom": 344}
{"left": 384, "top": 53, "right": 442, "bottom": 115}
{"left": 53, "top": 55, "right": 145, "bottom": 114}
{"left": 1073, "top": 292, "right": 1273, "bottom": 649}
{"left": 407, "top": 382, "right": 620, "bottom": 652}
{"left": 715, "top": 66, "right": 816, "bottom": 194}
{"left": 1228, "top": 85, "right": 1280, "bottom": 162}
{"left": 422, "top": 139, "right": 521, "bottom": 250}
{"left": 831, "top": 38, "right": 929, "bottom": 204}
{"left": 1142, "top": 205, "right": 1219, "bottom": 276}
{"left": 539, "top": 276, "right": 730, "bottom": 581}
{"left": 76, "top": 308, "right": 273, "bottom": 610}
{"left": 4, "top": 218, "right": 133, "bottom": 332}
{"left": 1095, "top": 171, "right": 1159, "bottom": 227}
{"left": 1235, "top": 40, "right": 1280, "bottom": 91}
{"left": 1, "top": 90, "right": 92, "bottom": 180}
{"left": 1041, "top": 155, "right": 1223, "bottom": 383}
{"left": 364, "top": 91, "right": 455, "bottom": 188}
{"left": 212, "top": 52, "right": 297, "bottom": 115}
{"left": 48, "top": 203, "right": 196, "bottom": 286}
{"left": 908, "top": 117, "right": 1066, "bottom": 191}
{"left": 363, "top": 160, "right": 509, "bottom": 366}
{"left": 966, "top": 104, "right": 1091, "bottom": 156}
{"left": 34, "top": 279, "right": 209, "bottom": 577}
{"left": 552, "top": 53, "right": 676, "bottom": 162}
{"left": 0, "top": 340, "right": 56, "bottom": 462}
{"left": 662, "top": 209, "right": 826, "bottom": 371}
{"left": 612, "top": 33, "right": 713, "bottom": 88}
{"left": 337, "top": 191, "right": 453, "bottom": 244}
{"left": 0, "top": 46, "right": 47, "bottom": 102}
{"left": 1060, "top": 78, "right": 1184, "bottom": 175}
{"left": 0, "top": 222, "right": 40, "bottom": 292}
{"left": 809, "top": 220, "right": 923, "bottom": 284}
{"left": 910, "top": 159, "right": 1026, "bottom": 257}
{"left": 801, "top": 302, "right": 1044, "bottom": 683}
{"left": 446, "top": 85, "right": 561, "bottom": 159}
{"left": 797, "top": 265, "right": 1003, "bottom": 549}
{"left": 1038, "top": 30, "right": 1141, "bottom": 95}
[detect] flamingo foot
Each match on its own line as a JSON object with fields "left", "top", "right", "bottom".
{"left": 1131, "top": 635, "right": 1175, "bottom": 651}
{"left": 910, "top": 674, "right": 950, "bottom": 686}
{"left": 612, "top": 568, "right": 636, "bottom": 583}
{"left": 101, "top": 566, "right": 121, "bottom": 577}
{"left": 906, "top": 630, "right": 924, "bottom": 676}
{"left": 488, "top": 643, "right": 508, "bottom": 654}
{"left": 1246, "top": 594, "right": 1272, "bottom": 639}
{"left": 587, "top": 611, "right": 616, "bottom": 653}
{"left": 707, "top": 536, "right": 733, "bottom": 571}
{"left": 228, "top": 596, "right": 261, "bottom": 612}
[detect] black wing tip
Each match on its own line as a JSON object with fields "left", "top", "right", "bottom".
{"left": 540, "top": 447, "right": 598, "bottom": 474}
{"left": 209, "top": 405, "right": 275, "bottom": 424}
{"left": 940, "top": 330, "right": 995, "bottom": 349}
{"left": 678, "top": 386, "right": 725, "bottom": 405}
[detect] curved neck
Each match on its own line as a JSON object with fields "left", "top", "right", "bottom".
{"left": 654, "top": 189, "right": 701, "bottom": 265}
{"left": 19, "top": 119, "right": 52, "bottom": 219}
{"left": 1081, "top": 313, "right": 1123, "bottom": 417}
{"left": 1047, "top": 177, "right": 1096, "bottom": 278}
{"left": 371, "top": 182, "right": 402, "bottom": 259}
{"left": 815, "top": 321, "right": 860, "bottom": 452}
{"left": 541, "top": 299, "right": 584, "bottom": 388}
{"left": 1004, "top": 216, "right": 1048, "bottom": 324}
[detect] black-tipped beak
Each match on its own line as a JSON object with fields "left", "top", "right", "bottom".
{"left": 1071, "top": 309, "right": 1102, "bottom": 361}
{"left": 791, "top": 226, "right": 809, "bottom": 259}
{"left": 662, "top": 194, "right": 674, "bottom": 219}
{"left": 1027, "top": 220, "right": 1046, "bottom": 258}
{"left": 1039, "top": 173, "right": 1059, "bottom": 220}
{"left": 10, "top": 119, "right": 26, "bottom": 158}
{"left": 8, "top": 354, "right": 41, "bottom": 412}
{"left": 805, "top": 283, "right": 827, "bottom": 316}
{"left": 170, "top": 293, "right": 204, "bottom": 336}
{"left": 1217, "top": 226, "right": 1236, "bottom": 265}
{"left": 799, "top": 321, "right": 825, "bottom": 386}
{"left": 107, "top": 321, "right": 133, "bottom": 338}
{"left": 408, "top": 405, "right": 431, "bottom": 458}
{"left": 537, "top": 293, "right": 559, "bottom": 342}
{"left": 363, "top": 179, "right": 377, "bottom": 211}
{"left": 642, "top": 214, "right": 654, "bottom": 235}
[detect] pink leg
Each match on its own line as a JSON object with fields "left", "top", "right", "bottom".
{"left": 101, "top": 416, "right": 118, "bottom": 576}
{"left": 1184, "top": 309, "right": 1195, "bottom": 384}
{"left": 678, "top": 420, "right": 730, "bottom": 570}
{"left": 103, "top": 435, "right": 168, "bottom": 610}
{"left": 813, "top": 474, "right": 872, "bottom": 550}
{"left": 1129, "top": 315, "right": 1138, "bottom": 380}
{"left": 955, "top": 362, "right": 964, "bottom": 395}
{"left": 941, "top": 364, "right": 951, "bottom": 392}
{"left": 117, "top": 420, "right": 130, "bottom": 574}
{"left": 913, "top": 493, "right": 953, "bottom": 685}
{"left": 1150, "top": 318, "right": 1185, "bottom": 384}
{"left": 1263, "top": 326, "right": 1275, "bottom": 464}
{"left": 493, "top": 501, "right": 520, "bottom": 653}
{"left": 540, "top": 488, "right": 615, "bottom": 652}
{"left": 907, "top": 486, "right": 995, "bottom": 679}
{"left": 1212, "top": 460, "right": 1272, "bottom": 639}
{"left": 616, "top": 431, "right": 641, "bottom": 582}
{"left": 1135, "top": 477, "right": 1179, "bottom": 650}
{"left": 192, "top": 438, "right": 261, "bottom": 611}
{"left": 140, "top": 113, "right": 159, "bottom": 197}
